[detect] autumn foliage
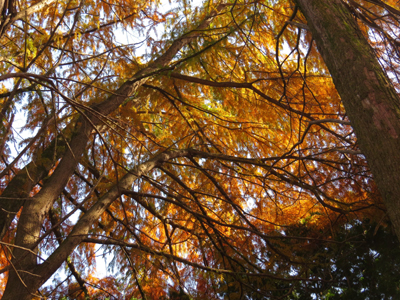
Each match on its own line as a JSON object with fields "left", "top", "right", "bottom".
{"left": 0, "top": 0, "right": 399, "bottom": 299}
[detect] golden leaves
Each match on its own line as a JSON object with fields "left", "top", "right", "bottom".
{"left": 0, "top": 0, "right": 394, "bottom": 298}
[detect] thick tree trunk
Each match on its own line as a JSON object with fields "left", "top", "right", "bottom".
{"left": 296, "top": 0, "right": 400, "bottom": 239}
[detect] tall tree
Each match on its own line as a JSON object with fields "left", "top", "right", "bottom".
{"left": 296, "top": 0, "right": 400, "bottom": 241}
{"left": 0, "top": 0, "right": 398, "bottom": 298}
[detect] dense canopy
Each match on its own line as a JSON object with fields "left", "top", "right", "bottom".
{"left": 0, "top": 0, "right": 399, "bottom": 299}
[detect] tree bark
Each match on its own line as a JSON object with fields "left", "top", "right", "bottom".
{"left": 296, "top": 0, "right": 400, "bottom": 239}
{"left": 0, "top": 0, "right": 56, "bottom": 37}
{"left": 1, "top": 150, "right": 191, "bottom": 299}
{"left": 1, "top": 5, "right": 225, "bottom": 299}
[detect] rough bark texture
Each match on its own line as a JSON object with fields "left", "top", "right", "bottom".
{"left": 296, "top": 0, "right": 400, "bottom": 239}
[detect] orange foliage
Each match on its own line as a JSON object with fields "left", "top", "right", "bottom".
{"left": 0, "top": 0, "right": 398, "bottom": 298}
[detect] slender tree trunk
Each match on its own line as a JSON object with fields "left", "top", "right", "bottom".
{"left": 296, "top": 0, "right": 400, "bottom": 239}
{"left": 1, "top": 6, "right": 225, "bottom": 299}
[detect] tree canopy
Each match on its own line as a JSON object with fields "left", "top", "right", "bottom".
{"left": 0, "top": 0, "right": 399, "bottom": 299}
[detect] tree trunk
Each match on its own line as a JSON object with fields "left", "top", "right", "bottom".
{"left": 296, "top": 0, "right": 400, "bottom": 239}
{"left": 1, "top": 6, "right": 225, "bottom": 299}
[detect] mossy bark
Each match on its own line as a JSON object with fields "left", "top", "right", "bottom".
{"left": 296, "top": 0, "right": 400, "bottom": 239}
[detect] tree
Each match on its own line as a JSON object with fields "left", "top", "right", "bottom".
{"left": 218, "top": 220, "right": 400, "bottom": 299}
{"left": 0, "top": 0, "right": 398, "bottom": 298}
{"left": 296, "top": 0, "right": 400, "bottom": 241}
